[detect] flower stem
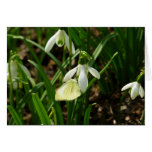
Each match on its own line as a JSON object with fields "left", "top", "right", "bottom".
{"left": 62, "top": 45, "right": 66, "bottom": 63}
{"left": 8, "top": 61, "right": 14, "bottom": 107}
{"left": 137, "top": 70, "right": 144, "bottom": 83}
{"left": 70, "top": 99, "right": 77, "bottom": 123}
{"left": 87, "top": 27, "right": 90, "bottom": 52}
{"left": 68, "top": 28, "right": 72, "bottom": 69}
{"left": 67, "top": 102, "right": 73, "bottom": 124}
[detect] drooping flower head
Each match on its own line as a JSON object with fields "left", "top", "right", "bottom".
{"left": 121, "top": 70, "right": 144, "bottom": 100}
{"left": 55, "top": 51, "right": 100, "bottom": 101}
{"left": 121, "top": 81, "right": 144, "bottom": 100}
{"left": 8, "top": 59, "right": 31, "bottom": 90}
{"left": 45, "top": 29, "right": 75, "bottom": 54}
{"left": 63, "top": 51, "right": 100, "bottom": 93}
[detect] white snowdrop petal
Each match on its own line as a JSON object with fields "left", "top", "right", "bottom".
{"left": 10, "top": 61, "right": 18, "bottom": 79}
{"left": 13, "top": 81, "right": 18, "bottom": 90}
{"left": 71, "top": 42, "right": 75, "bottom": 54}
{"left": 45, "top": 30, "right": 60, "bottom": 52}
{"left": 20, "top": 64, "right": 31, "bottom": 77}
{"left": 63, "top": 30, "right": 75, "bottom": 54}
{"left": 130, "top": 82, "right": 139, "bottom": 100}
{"left": 63, "top": 66, "right": 77, "bottom": 82}
{"left": 121, "top": 82, "right": 134, "bottom": 91}
{"left": 63, "top": 31, "right": 69, "bottom": 50}
{"left": 88, "top": 66, "right": 100, "bottom": 79}
{"left": 78, "top": 65, "right": 88, "bottom": 93}
{"left": 139, "top": 85, "right": 144, "bottom": 98}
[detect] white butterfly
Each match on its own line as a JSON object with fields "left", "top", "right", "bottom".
{"left": 55, "top": 79, "right": 81, "bottom": 101}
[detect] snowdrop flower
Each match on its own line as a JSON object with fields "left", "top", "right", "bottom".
{"left": 121, "top": 81, "right": 144, "bottom": 100}
{"left": 45, "top": 29, "right": 75, "bottom": 54}
{"left": 63, "top": 64, "right": 100, "bottom": 93}
{"left": 8, "top": 60, "right": 31, "bottom": 89}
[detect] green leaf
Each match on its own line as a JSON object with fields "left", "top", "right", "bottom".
{"left": 83, "top": 103, "right": 96, "bottom": 125}
{"left": 28, "top": 60, "right": 54, "bottom": 106}
{"left": 54, "top": 103, "right": 64, "bottom": 125}
{"left": 88, "top": 52, "right": 118, "bottom": 90}
{"left": 49, "top": 107, "right": 57, "bottom": 125}
{"left": 17, "top": 63, "right": 30, "bottom": 93}
{"left": 14, "top": 77, "right": 28, "bottom": 84}
{"left": 32, "top": 93, "right": 51, "bottom": 125}
{"left": 89, "top": 33, "right": 117, "bottom": 66}
{"left": 51, "top": 49, "right": 80, "bottom": 84}
{"left": 7, "top": 105, "right": 23, "bottom": 125}
{"left": 7, "top": 34, "right": 66, "bottom": 75}
{"left": 16, "top": 82, "right": 44, "bottom": 113}
{"left": 69, "top": 28, "right": 83, "bottom": 47}
{"left": 8, "top": 61, "right": 14, "bottom": 107}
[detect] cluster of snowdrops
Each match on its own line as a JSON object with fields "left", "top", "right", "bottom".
{"left": 8, "top": 29, "right": 144, "bottom": 102}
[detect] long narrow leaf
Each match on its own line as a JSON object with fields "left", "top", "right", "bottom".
{"left": 88, "top": 52, "right": 118, "bottom": 90}
{"left": 32, "top": 93, "right": 51, "bottom": 125}
{"left": 7, "top": 34, "right": 66, "bottom": 75}
{"left": 89, "top": 33, "right": 117, "bottom": 66}
{"left": 7, "top": 105, "right": 23, "bottom": 125}
{"left": 51, "top": 49, "right": 80, "bottom": 84}
{"left": 16, "top": 82, "right": 44, "bottom": 113}
{"left": 84, "top": 103, "right": 96, "bottom": 125}
{"left": 28, "top": 60, "right": 54, "bottom": 106}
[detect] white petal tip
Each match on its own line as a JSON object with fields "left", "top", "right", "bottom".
{"left": 121, "top": 87, "right": 126, "bottom": 91}
{"left": 63, "top": 67, "right": 77, "bottom": 82}
{"left": 139, "top": 85, "right": 144, "bottom": 98}
{"left": 121, "top": 82, "right": 134, "bottom": 92}
{"left": 44, "top": 47, "right": 49, "bottom": 52}
{"left": 88, "top": 66, "right": 100, "bottom": 79}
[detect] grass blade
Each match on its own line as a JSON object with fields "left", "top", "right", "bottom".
{"left": 51, "top": 49, "right": 80, "bottom": 84}
{"left": 32, "top": 93, "right": 51, "bottom": 125}
{"left": 89, "top": 33, "right": 117, "bottom": 66}
{"left": 8, "top": 61, "right": 14, "bottom": 107}
{"left": 54, "top": 103, "right": 64, "bottom": 125}
{"left": 28, "top": 60, "right": 54, "bottom": 106}
{"left": 16, "top": 82, "right": 44, "bottom": 114}
{"left": 7, "top": 34, "right": 66, "bottom": 75}
{"left": 88, "top": 52, "right": 118, "bottom": 90}
{"left": 84, "top": 103, "right": 96, "bottom": 125}
{"left": 7, "top": 105, "right": 23, "bottom": 125}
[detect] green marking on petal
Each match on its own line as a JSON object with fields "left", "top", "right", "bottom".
{"left": 57, "top": 40, "right": 64, "bottom": 47}
{"left": 56, "top": 30, "right": 65, "bottom": 47}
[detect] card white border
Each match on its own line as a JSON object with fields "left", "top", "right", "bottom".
{"left": 0, "top": 0, "right": 152, "bottom": 152}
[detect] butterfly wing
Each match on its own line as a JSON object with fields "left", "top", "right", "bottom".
{"left": 55, "top": 79, "right": 81, "bottom": 101}
{"left": 55, "top": 83, "right": 67, "bottom": 101}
